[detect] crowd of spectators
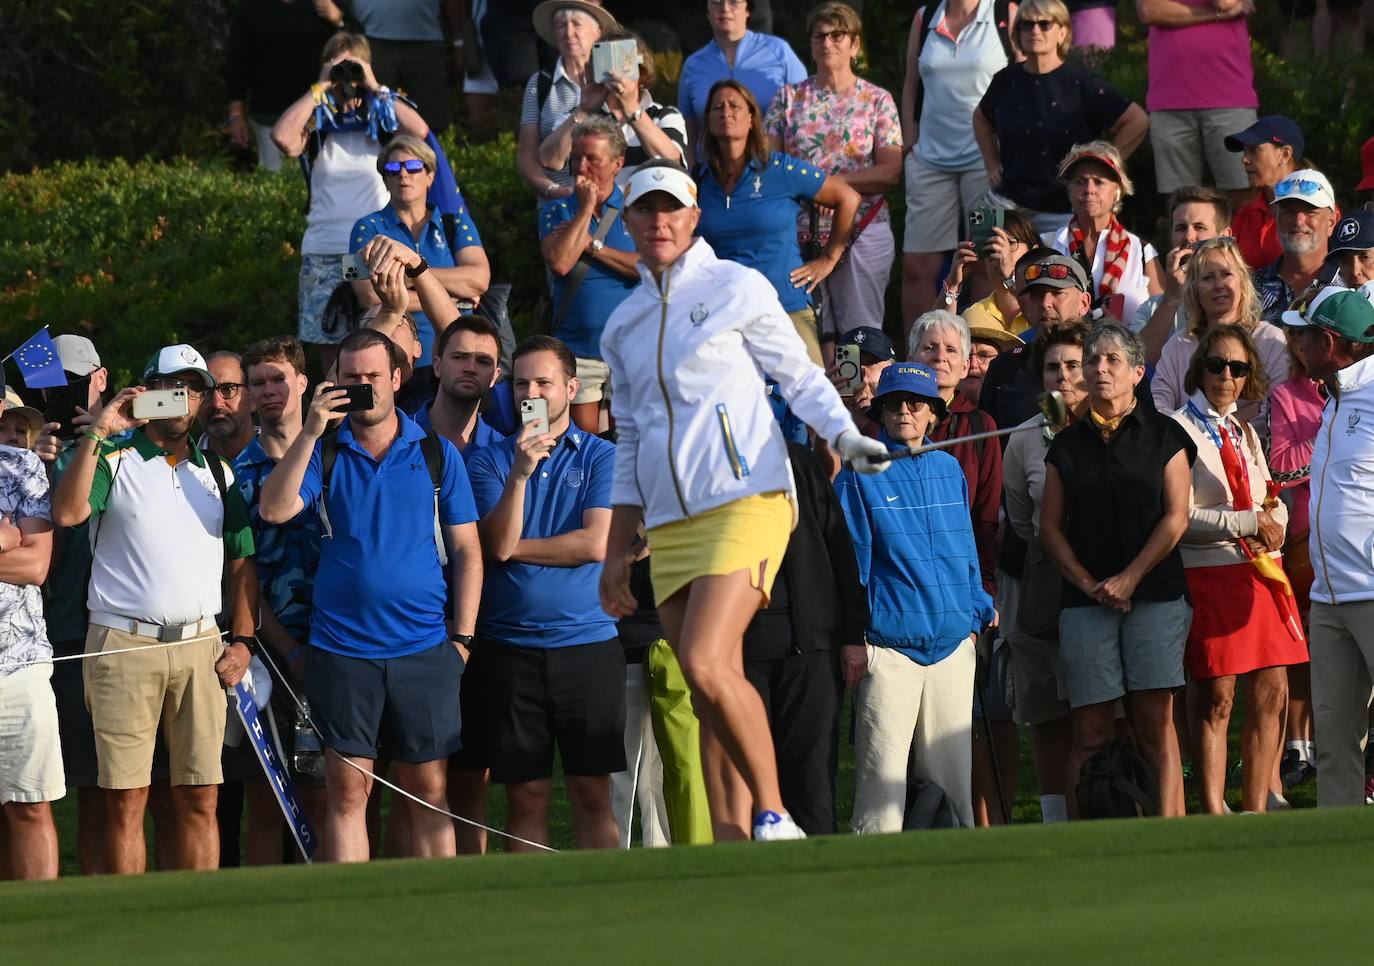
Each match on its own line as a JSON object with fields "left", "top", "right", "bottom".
{"left": 5, "top": 0, "right": 1374, "bottom": 880}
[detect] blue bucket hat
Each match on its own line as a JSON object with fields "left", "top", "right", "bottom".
{"left": 868, "top": 363, "right": 948, "bottom": 422}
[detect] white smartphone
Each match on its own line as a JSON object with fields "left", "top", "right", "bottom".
{"left": 520, "top": 397, "right": 549, "bottom": 436}
{"left": 834, "top": 344, "right": 863, "bottom": 396}
{"left": 132, "top": 388, "right": 190, "bottom": 421}
{"left": 341, "top": 252, "right": 371, "bottom": 281}
{"left": 591, "top": 38, "right": 640, "bottom": 84}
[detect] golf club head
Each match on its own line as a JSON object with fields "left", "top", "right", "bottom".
{"left": 1038, "top": 390, "right": 1068, "bottom": 427}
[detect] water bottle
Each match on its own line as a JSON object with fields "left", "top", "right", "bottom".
{"left": 292, "top": 700, "right": 325, "bottom": 781}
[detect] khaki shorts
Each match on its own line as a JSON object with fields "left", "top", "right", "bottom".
{"left": 788, "top": 306, "right": 823, "bottom": 366}
{"left": 573, "top": 356, "right": 611, "bottom": 405}
{"left": 1149, "top": 108, "right": 1256, "bottom": 194}
{"left": 903, "top": 152, "right": 990, "bottom": 254}
{"left": 0, "top": 663, "right": 66, "bottom": 804}
{"left": 84, "top": 625, "right": 226, "bottom": 789}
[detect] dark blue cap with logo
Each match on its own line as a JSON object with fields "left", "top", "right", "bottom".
{"left": 1224, "top": 115, "right": 1305, "bottom": 159}
{"left": 868, "top": 363, "right": 948, "bottom": 421}
{"left": 1329, "top": 210, "right": 1374, "bottom": 255}
{"left": 837, "top": 326, "right": 896, "bottom": 361}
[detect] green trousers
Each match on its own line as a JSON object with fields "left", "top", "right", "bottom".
{"left": 645, "top": 640, "right": 713, "bottom": 844}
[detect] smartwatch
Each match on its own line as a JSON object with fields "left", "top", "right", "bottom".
{"left": 405, "top": 256, "right": 429, "bottom": 279}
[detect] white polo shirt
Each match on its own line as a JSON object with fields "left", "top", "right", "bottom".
{"left": 86, "top": 431, "right": 255, "bottom": 626}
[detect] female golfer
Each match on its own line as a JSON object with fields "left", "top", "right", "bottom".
{"left": 599, "top": 160, "right": 889, "bottom": 842}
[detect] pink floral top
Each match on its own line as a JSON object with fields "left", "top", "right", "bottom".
{"left": 1268, "top": 375, "right": 1326, "bottom": 535}
{"left": 764, "top": 76, "right": 901, "bottom": 242}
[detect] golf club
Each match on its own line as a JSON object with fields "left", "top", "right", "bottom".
{"left": 867, "top": 391, "right": 1069, "bottom": 464}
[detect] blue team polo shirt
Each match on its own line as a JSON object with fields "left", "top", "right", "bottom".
{"left": 465, "top": 429, "right": 617, "bottom": 648}
{"left": 299, "top": 409, "right": 478, "bottom": 659}
{"left": 695, "top": 152, "right": 825, "bottom": 312}
{"left": 678, "top": 31, "right": 807, "bottom": 130}
{"left": 350, "top": 201, "right": 484, "bottom": 361}
{"left": 413, "top": 404, "right": 507, "bottom": 460}
{"left": 538, "top": 184, "right": 638, "bottom": 360}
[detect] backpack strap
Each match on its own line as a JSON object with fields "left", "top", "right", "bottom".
{"left": 318, "top": 428, "right": 339, "bottom": 542}
{"left": 420, "top": 430, "right": 448, "bottom": 567}
{"left": 536, "top": 69, "right": 553, "bottom": 116}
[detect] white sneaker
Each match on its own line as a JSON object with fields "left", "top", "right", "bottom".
{"left": 1268, "top": 791, "right": 1293, "bottom": 811}
{"left": 752, "top": 810, "right": 806, "bottom": 842}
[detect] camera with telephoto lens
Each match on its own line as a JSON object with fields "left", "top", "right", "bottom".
{"left": 330, "top": 59, "right": 366, "bottom": 104}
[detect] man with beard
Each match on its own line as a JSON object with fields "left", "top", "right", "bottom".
{"left": 199, "top": 352, "right": 256, "bottom": 462}
{"left": 1254, "top": 170, "right": 1339, "bottom": 323}
{"left": 259, "top": 328, "right": 483, "bottom": 862}
{"left": 51, "top": 345, "right": 260, "bottom": 874}
{"left": 418, "top": 315, "right": 506, "bottom": 458}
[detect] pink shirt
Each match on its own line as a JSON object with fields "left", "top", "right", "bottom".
{"left": 1146, "top": 1, "right": 1257, "bottom": 112}
{"left": 1268, "top": 376, "right": 1325, "bottom": 534}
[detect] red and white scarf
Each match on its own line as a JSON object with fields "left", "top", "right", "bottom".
{"left": 1067, "top": 215, "right": 1131, "bottom": 297}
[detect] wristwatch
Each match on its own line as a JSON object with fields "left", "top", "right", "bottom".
{"left": 1000, "top": 273, "right": 1017, "bottom": 292}
{"left": 626, "top": 108, "right": 644, "bottom": 123}
{"left": 589, "top": 238, "right": 606, "bottom": 254}
{"left": 451, "top": 634, "right": 474, "bottom": 649}
{"left": 405, "top": 256, "right": 429, "bottom": 278}
{"left": 941, "top": 283, "right": 960, "bottom": 307}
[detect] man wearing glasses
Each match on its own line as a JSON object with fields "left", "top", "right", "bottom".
{"left": 199, "top": 352, "right": 255, "bottom": 462}
{"left": 51, "top": 343, "right": 259, "bottom": 874}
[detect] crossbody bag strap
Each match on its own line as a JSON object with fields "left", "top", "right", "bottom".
{"left": 552, "top": 204, "right": 620, "bottom": 331}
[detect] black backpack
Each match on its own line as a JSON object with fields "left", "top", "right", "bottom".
{"left": 914, "top": 0, "right": 1014, "bottom": 119}
{"left": 1076, "top": 740, "right": 1160, "bottom": 819}
{"left": 903, "top": 778, "right": 963, "bottom": 830}
{"left": 317, "top": 427, "right": 448, "bottom": 565}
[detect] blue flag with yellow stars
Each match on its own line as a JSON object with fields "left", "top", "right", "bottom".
{"left": 12, "top": 328, "right": 67, "bottom": 389}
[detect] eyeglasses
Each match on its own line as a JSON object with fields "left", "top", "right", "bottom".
{"left": 1201, "top": 356, "right": 1253, "bottom": 378}
{"left": 1023, "top": 262, "right": 1075, "bottom": 284}
{"left": 811, "top": 29, "right": 853, "bottom": 44}
{"left": 211, "top": 382, "right": 243, "bottom": 400}
{"left": 881, "top": 396, "right": 932, "bottom": 414}
{"left": 382, "top": 159, "right": 428, "bottom": 177}
{"left": 1017, "top": 18, "right": 1057, "bottom": 32}
{"left": 146, "top": 377, "right": 208, "bottom": 398}
{"left": 1274, "top": 178, "right": 1325, "bottom": 200}
{"left": 706, "top": 0, "right": 746, "bottom": 8}
{"left": 971, "top": 349, "right": 1000, "bottom": 364}
{"left": 1193, "top": 235, "right": 1239, "bottom": 252}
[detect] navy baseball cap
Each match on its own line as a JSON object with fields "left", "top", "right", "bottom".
{"left": 868, "top": 363, "right": 948, "bottom": 421}
{"left": 1329, "top": 211, "right": 1374, "bottom": 255}
{"left": 837, "top": 326, "right": 896, "bottom": 361}
{"left": 1224, "top": 115, "right": 1305, "bottom": 159}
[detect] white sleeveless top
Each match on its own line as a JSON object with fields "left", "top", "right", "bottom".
{"left": 915, "top": 0, "right": 1010, "bottom": 171}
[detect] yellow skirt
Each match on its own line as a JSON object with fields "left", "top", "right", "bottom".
{"left": 647, "top": 491, "right": 792, "bottom": 608}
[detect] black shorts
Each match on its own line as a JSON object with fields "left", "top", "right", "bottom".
{"left": 50, "top": 642, "right": 98, "bottom": 788}
{"left": 448, "top": 644, "right": 487, "bottom": 772}
{"left": 306, "top": 641, "right": 464, "bottom": 764}
{"left": 480, "top": 638, "right": 626, "bottom": 784}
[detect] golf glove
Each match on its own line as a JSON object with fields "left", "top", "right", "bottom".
{"left": 836, "top": 429, "right": 891, "bottom": 475}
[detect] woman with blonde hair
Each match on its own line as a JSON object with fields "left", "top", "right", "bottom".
{"left": 973, "top": 0, "right": 1147, "bottom": 235}
{"left": 1045, "top": 141, "right": 1161, "bottom": 323}
{"left": 1151, "top": 236, "right": 1289, "bottom": 416}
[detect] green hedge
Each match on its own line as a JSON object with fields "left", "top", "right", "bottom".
{"left": 0, "top": 132, "right": 542, "bottom": 384}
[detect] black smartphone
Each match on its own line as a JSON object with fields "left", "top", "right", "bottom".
{"left": 42, "top": 378, "right": 89, "bottom": 440}
{"left": 333, "top": 383, "right": 375, "bottom": 412}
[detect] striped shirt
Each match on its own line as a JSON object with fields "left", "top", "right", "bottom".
{"left": 521, "top": 59, "right": 582, "bottom": 191}
{"left": 616, "top": 97, "right": 688, "bottom": 186}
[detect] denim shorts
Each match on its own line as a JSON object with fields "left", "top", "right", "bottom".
{"left": 1058, "top": 598, "right": 1191, "bottom": 709}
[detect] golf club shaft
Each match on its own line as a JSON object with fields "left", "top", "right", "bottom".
{"left": 871, "top": 420, "right": 1045, "bottom": 462}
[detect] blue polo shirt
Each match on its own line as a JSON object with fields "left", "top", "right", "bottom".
{"left": 538, "top": 184, "right": 637, "bottom": 359}
{"left": 350, "top": 201, "right": 484, "bottom": 360}
{"left": 465, "top": 429, "right": 617, "bottom": 649}
{"left": 298, "top": 410, "right": 478, "bottom": 659}
{"left": 678, "top": 31, "right": 807, "bottom": 129}
{"left": 695, "top": 152, "right": 825, "bottom": 312}
{"left": 413, "top": 404, "right": 507, "bottom": 460}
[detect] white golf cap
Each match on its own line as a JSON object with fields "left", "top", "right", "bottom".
{"left": 52, "top": 334, "right": 101, "bottom": 376}
{"left": 142, "top": 344, "right": 217, "bottom": 388}
{"left": 624, "top": 163, "right": 698, "bottom": 209}
{"left": 1280, "top": 283, "right": 1374, "bottom": 330}
{"left": 1269, "top": 169, "right": 1336, "bottom": 210}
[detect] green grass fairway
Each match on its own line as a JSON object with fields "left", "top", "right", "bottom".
{"left": 4, "top": 807, "right": 1371, "bottom": 963}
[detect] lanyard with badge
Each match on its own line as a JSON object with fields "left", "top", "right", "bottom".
{"left": 1186, "top": 399, "right": 1250, "bottom": 501}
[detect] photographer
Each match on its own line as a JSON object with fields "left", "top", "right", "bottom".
{"left": 272, "top": 32, "right": 430, "bottom": 376}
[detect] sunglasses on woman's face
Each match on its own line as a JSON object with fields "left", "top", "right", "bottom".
{"left": 1017, "top": 19, "right": 1057, "bottom": 33}
{"left": 382, "top": 159, "right": 427, "bottom": 176}
{"left": 1202, "top": 356, "right": 1253, "bottom": 378}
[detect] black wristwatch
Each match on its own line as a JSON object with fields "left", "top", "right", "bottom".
{"left": 451, "top": 634, "right": 474, "bottom": 649}
{"left": 230, "top": 635, "right": 257, "bottom": 653}
{"left": 405, "top": 256, "right": 429, "bottom": 278}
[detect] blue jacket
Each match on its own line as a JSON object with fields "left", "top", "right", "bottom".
{"left": 835, "top": 432, "right": 995, "bottom": 666}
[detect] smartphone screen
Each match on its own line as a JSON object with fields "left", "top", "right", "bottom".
{"left": 43, "top": 378, "right": 89, "bottom": 440}
{"left": 520, "top": 397, "right": 549, "bottom": 436}
{"left": 333, "top": 383, "right": 375, "bottom": 412}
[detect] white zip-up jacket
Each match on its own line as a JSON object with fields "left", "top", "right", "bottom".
{"left": 601, "top": 238, "right": 857, "bottom": 530}
{"left": 1310, "top": 353, "right": 1374, "bottom": 604}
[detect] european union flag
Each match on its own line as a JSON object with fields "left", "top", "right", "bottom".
{"left": 12, "top": 328, "right": 67, "bottom": 389}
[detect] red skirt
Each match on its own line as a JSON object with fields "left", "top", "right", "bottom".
{"left": 1184, "top": 560, "right": 1309, "bottom": 680}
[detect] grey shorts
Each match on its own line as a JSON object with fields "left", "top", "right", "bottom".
{"left": 1058, "top": 598, "right": 1191, "bottom": 709}
{"left": 1149, "top": 108, "right": 1257, "bottom": 193}
{"left": 1007, "top": 631, "right": 1069, "bottom": 726}
{"left": 297, "top": 253, "right": 352, "bottom": 346}
{"left": 903, "top": 152, "right": 989, "bottom": 253}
